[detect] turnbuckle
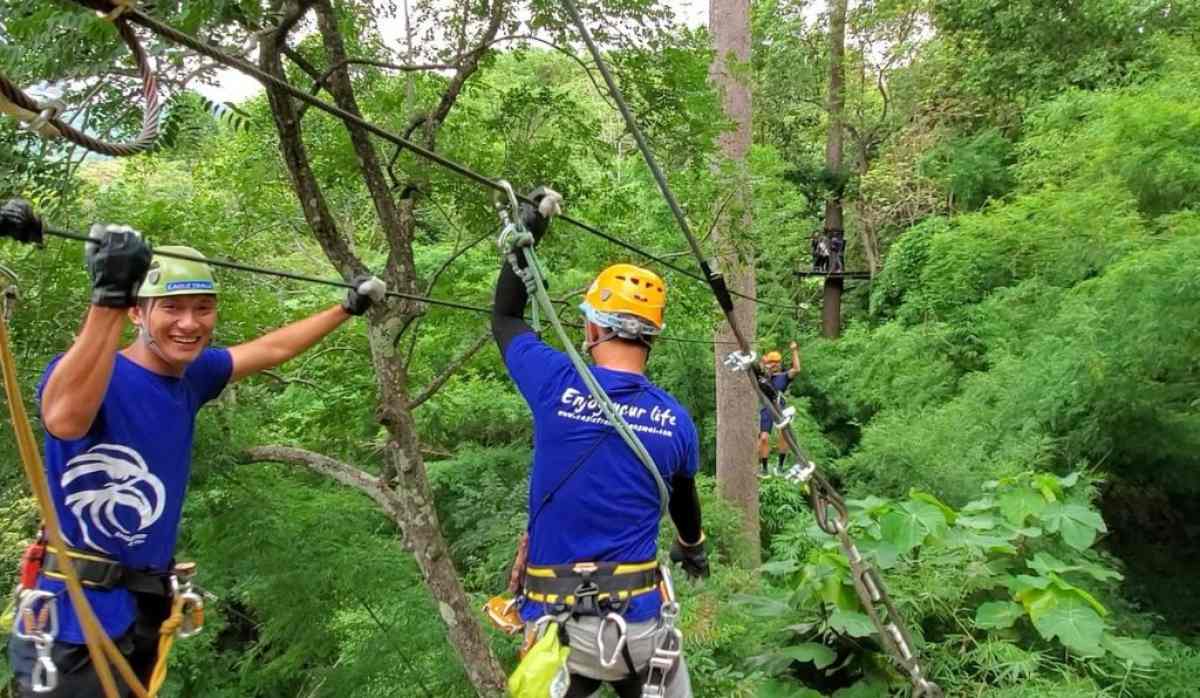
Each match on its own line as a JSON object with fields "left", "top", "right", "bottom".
{"left": 14, "top": 590, "right": 59, "bottom": 694}
{"left": 596, "top": 612, "right": 628, "bottom": 668}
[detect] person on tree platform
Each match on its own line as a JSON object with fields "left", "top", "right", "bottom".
{"left": 829, "top": 230, "right": 846, "bottom": 274}
{"left": 492, "top": 188, "right": 708, "bottom": 698}
{"left": 757, "top": 341, "right": 801, "bottom": 476}
{"left": 5, "top": 219, "right": 384, "bottom": 698}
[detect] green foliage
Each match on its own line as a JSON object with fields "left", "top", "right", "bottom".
{"left": 919, "top": 128, "right": 1016, "bottom": 211}
{"left": 749, "top": 471, "right": 1167, "bottom": 695}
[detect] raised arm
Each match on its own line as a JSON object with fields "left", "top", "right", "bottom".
{"left": 42, "top": 226, "right": 152, "bottom": 439}
{"left": 491, "top": 187, "right": 562, "bottom": 354}
{"left": 787, "top": 340, "right": 801, "bottom": 379}
{"left": 229, "top": 276, "right": 383, "bottom": 382}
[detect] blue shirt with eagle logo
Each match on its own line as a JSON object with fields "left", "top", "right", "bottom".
{"left": 31, "top": 348, "right": 231, "bottom": 643}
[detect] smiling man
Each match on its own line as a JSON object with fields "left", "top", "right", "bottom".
{"left": 7, "top": 226, "right": 382, "bottom": 697}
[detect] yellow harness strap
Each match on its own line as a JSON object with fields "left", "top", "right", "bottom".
{"left": 0, "top": 306, "right": 152, "bottom": 697}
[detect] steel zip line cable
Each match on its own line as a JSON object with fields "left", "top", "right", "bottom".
{"left": 35, "top": 223, "right": 733, "bottom": 345}
{"left": 65, "top": 0, "right": 803, "bottom": 314}
{"left": 562, "top": 1, "right": 944, "bottom": 695}
{"left": 43, "top": 226, "right": 490, "bottom": 315}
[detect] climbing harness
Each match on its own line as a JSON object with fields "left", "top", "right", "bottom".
{"left": 0, "top": 268, "right": 204, "bottom": 698}
{"left": 561, "top": 1, "right": 943, "bottom": 694}
{"left": 495, "top": 184, "right": 696, "bottom": 697}
{"left": 0, "top": 3, "right": 161, "bottom": 157}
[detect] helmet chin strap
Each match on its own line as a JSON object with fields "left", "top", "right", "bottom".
{"left": 137, "top": 299, "right": 173, "bottom": 366}
{"left": 580, "top": 321, "right": 652, "bottom": 357}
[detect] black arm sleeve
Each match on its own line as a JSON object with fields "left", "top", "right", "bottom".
{"left": 492, "top": 260, "right": 533, "bottom": 354}
{"left": 668, "top": 472, "right": 703, "bottom": 544}
{"left": 491, "top": 195, "right": 553, "bottom": 354}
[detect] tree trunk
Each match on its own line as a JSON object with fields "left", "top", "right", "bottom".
{"left": 257, "top": 7, "right": 506, "bottom": 694}
{"left": 710, "top": 0, "right": 760, "bottom": 565}
{"left": 822, "top": 0, "right": 848, "bottom": 339}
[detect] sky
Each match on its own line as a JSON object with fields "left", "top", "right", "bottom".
{"left": 199, "top": 0, "right": 710, "bottom": 103}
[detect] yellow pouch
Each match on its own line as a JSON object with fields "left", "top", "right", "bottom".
{"left": 507, "top": 621, "right": 571, "bottom": 698}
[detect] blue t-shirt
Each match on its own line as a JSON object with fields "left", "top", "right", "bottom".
{"left": 34, "top": 348, "right": 232, "bottom": 643}
{"left": 760, "top": 371, "right": 792, "bottom": 413}
{"left": 504, "top": 333, "right": 699, "bottom": 623}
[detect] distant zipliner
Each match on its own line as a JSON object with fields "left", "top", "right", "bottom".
{"left": 803, "top": 229, "right": 870, "bottom": 280}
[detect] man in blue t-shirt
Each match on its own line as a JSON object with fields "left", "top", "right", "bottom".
{"left": 6, "top": 224, "right": 383, "bottom": 697}
{"left": 493, "top": 189, "right": 707, "bottom": 698}
{"left": 757, "top": 341, "right": 801, "bottom": 475}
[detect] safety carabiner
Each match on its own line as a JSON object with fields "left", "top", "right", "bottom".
{"left": 596, "top": 611, "right": 628, "bottom": 669}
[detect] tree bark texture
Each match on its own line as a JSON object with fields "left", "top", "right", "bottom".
{"left": 709, "top": 0, "right": 760, "bottom": 566}
{"left": 257, "top": 6, "right": 506, "bottom": 695}
{"left": 822, "top": 0, "right": 848, "bottom": 339}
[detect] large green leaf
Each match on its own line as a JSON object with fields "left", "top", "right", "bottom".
{"left": 974, "top": 600, "right": 1025, "bottom": 630}
{"left": 998, "top": 487, "right": 1047, "bottom": 526}
{"left": 1101, "top": 635, "right": 1163, "bottom": 666}
{"left": 828, "top": 609, "right": 876, "bottom": 638}
{"left": 1041, "top": 502, "right": 1107, "bottom": 550}
{"left": 1026, "top": 552, "right": 1122, "bottom": 582}
{"left": 778, "top": 642, "right": 837, "bottom": 669}
{"left": 908, "top": 489, "right": 958, "bottom": 524}
{"left": 880, "top": 499, "right": 947, "bottom": 553}
{"left": 1029, "top": 595, "right": 1106, "bottom": 656}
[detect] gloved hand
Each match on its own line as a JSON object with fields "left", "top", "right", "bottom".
{"left": 85, "top": 224, "right": 152, "bottom": 308}
{"left": 343, "top": 274, "right": 386, "bottom": 316}
{"left": 0, "top": 199, "right": 44, "bottom": 245}
{"left": 670, "top": 533, "right": 710, "bottom": 580}
{"left": 518, "top": 186, "right": 563, "bottom": 244}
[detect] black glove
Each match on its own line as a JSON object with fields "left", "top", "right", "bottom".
{"left": 343, "top": 274, "right": 386, "bottom": 316}
{"left": 670, "top": 533, "right": 710, "bottom": 580}
{"left": 0, "top": 199, "right": 44, "bottom": 245}
{"left": 85, "top": 225, "right": 151, "bottom": 308}
{"left": 518, "top": 186, "right": 562, "bottom": 244}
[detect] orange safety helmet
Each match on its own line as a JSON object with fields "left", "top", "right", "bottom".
{"left": 763, "top": 351, "right": 783, "bottom": 364}
{"left": 580, "top": 263, "right": 666, "bottom": 340}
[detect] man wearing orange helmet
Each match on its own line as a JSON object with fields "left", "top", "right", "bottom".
{"left": 757, "top": 341, "right": 801, "bottom": 475}
{"left": 492, "top": 188, "right": 705, "bottom": 697}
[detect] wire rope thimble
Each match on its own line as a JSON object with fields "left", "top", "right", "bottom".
{"left": 23, "top": 99, "right": 65, "bottom": 138}
{"left": 96, "top": 0, "right": 136, "bottom": 21}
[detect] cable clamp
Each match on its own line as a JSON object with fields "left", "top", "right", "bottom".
{"left": 785, "top": 461, "right": 816, "bottom": 484}
{"left": 773, "top": 405, "right": 796, "bottom": 428}
{"left": 723, "top": 350, "right": 756, "bottom": 372}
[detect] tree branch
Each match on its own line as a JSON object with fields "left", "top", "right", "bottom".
{"left": 242, "top": 446, "right": 401, "bottom": 520}
{"left": 258, "top": 0, "right": 366, "bottom": 279}
{"left": 408, "top": 331, "right": 492, "bottom": 409}
{"left": 256, "top": 369, "right": 322, "bottom": 390}
{"left": 315, "top": 0, "right": 419, "bottom": 292}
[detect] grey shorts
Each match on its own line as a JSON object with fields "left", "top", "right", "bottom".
{"left": 525, "top": 615, "right": 692, "bottom": 698}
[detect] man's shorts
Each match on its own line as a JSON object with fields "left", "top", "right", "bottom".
{"left": 759, "top": 408, "right": 773, "bottom": 434}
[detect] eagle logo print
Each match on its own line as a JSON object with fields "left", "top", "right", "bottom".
{"left": 61, "top": 444, "right": 166, "bottom": 552}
